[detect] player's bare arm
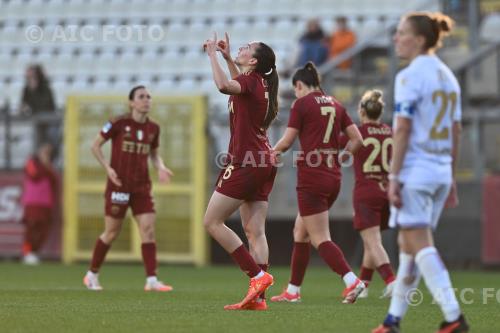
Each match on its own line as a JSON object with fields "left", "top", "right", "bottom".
{"left": 273, "top": 127, "right": 299, "bottom": 154}
{"left": 388, "top": 116, "right": 411, "bottom": 208}
{"left": 90, "top": 133, "right": 122, "bottom": 187}
{"left": 150, "top": 148, "right": 173, "bottom": 184}
{"left": 341, "top": 124, "right": 363, "bottom": 159}
{"left": 217, "top": 32, "right": 240, "bottom": 79}
{"left": 204, "top": 32, "right": 242, "bottom": 95}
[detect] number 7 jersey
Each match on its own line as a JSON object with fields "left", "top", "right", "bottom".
{"left": 288, "top": 91, "right": 353, "bottom": 176}
{"left": 394, "top": 54, "right": 461, "bottom": 184}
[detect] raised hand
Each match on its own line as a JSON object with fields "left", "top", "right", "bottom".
{"left": 217, "top": 32, "right": 231, "bottom": 60}
{"left": 203, "top": 32, "right": 218, "bottom": 56}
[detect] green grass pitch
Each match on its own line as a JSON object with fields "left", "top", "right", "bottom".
{"left": 1, "top": 263, "right": 499, "bottom": 332}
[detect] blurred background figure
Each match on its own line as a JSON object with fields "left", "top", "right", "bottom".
{"left": 20, "top": 64, "right": 61, "bottom": 161}
{"left": 328, "top": 16, "right": 357, "bottom": 70}
{"left": 20, "top": 64, "right": 56, "bottom": 116}
{"left": 21, "top": 143, "right": 57, "bottom": 265}
{"left": 296, "top": 18, "right": 329, "bottom": 67}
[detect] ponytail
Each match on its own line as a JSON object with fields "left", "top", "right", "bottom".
{"left": 292, "top": 61, "right": 322, "bottom": 89}
{"left": 253, "top": 42, "right": 279, "bottom": 129}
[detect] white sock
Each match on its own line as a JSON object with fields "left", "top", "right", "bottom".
{"left": 253, "top": 270, "right": 265, "bottom": 279}
{"left": 287, "top": 283, "right": 300, "bottom": 295}
{"left": 415, "top": 247, "right": 461, "bottom": 322}
{"left": 146, "top": 276, "right": 158, "bottom": 284}
{"left": 342, "top": 272, "right": 358, "bottom": 287}
{"left": 87, "top": 270, "right": 98, "bottom": 277}
{"left": 388, "top": 252, "right": 421, "bottom": 318}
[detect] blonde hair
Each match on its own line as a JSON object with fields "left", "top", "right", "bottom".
{"left": 360, "top": 89, "right": 384, "bottom": 120}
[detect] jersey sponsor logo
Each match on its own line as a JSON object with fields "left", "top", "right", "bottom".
{"left": 111, "top": 191, "right": 130, "bottom": 204}
{"left": 102, "top": 122, "right": 112, "bottom": 133}
{"left": 137, "top": 130, "right": 143, "bottom": 141}
{"left": 122, "top": 141, "right": 151, "bottom": 154}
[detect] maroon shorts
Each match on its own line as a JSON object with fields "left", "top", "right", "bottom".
{"left": 353, "top": 195, "right": 390, "bottom": 231}
{"left": 296, "top": 167, "right": 341, "bottom": 217}
{"left": 215, "top": 164, "right": 277, "bottom": 201}
{"left": 104, "top": 185, "right": 155, "bottom": 219}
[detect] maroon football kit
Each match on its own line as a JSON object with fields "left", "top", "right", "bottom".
{"left": 288, "top": 91, "right": 353, "bottom": 216}
{"left": 100, "top": 114, "right": 159, "bottom": 218}
{"left": 215, "top": 71, "right": 277, "bottom": 201}
{"left": 352, "top": 123, "right": 392, "bottom": 230}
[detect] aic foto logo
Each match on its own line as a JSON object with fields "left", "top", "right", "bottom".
{"left": 0, "top": 186, "right": 23, "bottom": 222}
{"left": 111, "top": 192, "right": 130, "bottom": 204}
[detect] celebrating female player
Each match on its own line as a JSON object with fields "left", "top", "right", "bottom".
{"left": 373, "top": 12, "right": 468, "bottom": 333}
{"left": 83, "top": 86, "right": 174, "bottom": 292}
{"left": 202, "top": 32, "right": 278, "bottom": 310}
{"left": 272, "top": 62, "right": 365, "bottom": 304}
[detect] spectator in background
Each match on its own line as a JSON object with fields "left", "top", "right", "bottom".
{"left": 21, "top": 143, "right": 57, "bottom": 265}
{"left": 296, "top": 19, "right": 329, "bottom": 67}
{"left": 21, "top": 64, "right": 60, "bottom": 160}
{"left": 329, "top": 16, "right": 357, "bottom": 70}
{"left": 20, "top": 64, "right": 56, "bottom": 115}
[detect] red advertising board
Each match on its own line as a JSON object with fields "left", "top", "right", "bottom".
{"left": 482, "top": 174, "right": 500, "bottom": 265}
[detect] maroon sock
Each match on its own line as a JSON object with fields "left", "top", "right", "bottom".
{"left": 290, "top": 242, "right": 311, "bottom": 286}
{"left": 317, "top": 241, "right": 351, "bottom": 277}
{"left": 360, "top": 266, "right": 375, "bottom": 287}
{"left": 141, "top": 242, "right": 157, "bottom": 277}
{"left": 90, "top": 238, "right": 111, "bottom": 273}
{"left": 377, "top": 263, "right": 396, "bottom": 284}
{"left": 230, "top": 245, "right": 261, "bottom": 278}
{"left": 258, "top": 264, "right": 269, "bottom": 299}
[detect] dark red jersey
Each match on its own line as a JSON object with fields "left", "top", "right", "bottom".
{"left": 352, "top": 123, "right": 393, "bottom": 200}
{"left": 288, "top": 91, "right": 353, "bottom": 178}
{"left": 100, "top": 114, "right": 159, "bottom": 192}
{"left": 227, "top": 71, "right": 272, "bottom": 165}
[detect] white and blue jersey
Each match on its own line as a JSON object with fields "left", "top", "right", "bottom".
{"left": 394, "top": 54, "right": 461, "bottom": 186}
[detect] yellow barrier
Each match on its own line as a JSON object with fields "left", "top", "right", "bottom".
{"left": 63, "top": 95, "right": 208, "bottom": 266}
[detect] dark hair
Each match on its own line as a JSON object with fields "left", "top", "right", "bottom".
{"left": 405, "top": 12, "right": 454, "bottom": 50}
{"left": 292, "top": 61, "right": 321, "bottom": 89}
{"left": 360, "top": 89, "right": 384, "bottom": 120}
{"left": 253, "top": 42, "right": 279, "bottom": 129}
{"left": 128, "top": 85, "right": 146, "bottom": 100}
{"left": 27, "top": 64, "right": 50, "bottom": 92}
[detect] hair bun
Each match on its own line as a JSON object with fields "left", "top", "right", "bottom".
{"left": 439, "top": 18, "right": 451, "bottom": 32}
{"left": 370, "top": 90, "right": 383, "bottom": 102}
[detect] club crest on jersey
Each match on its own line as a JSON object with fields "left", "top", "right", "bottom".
{"left": 111, "top": 205, "right": 120, "bottom": 215}
{"left": 137, "top": 130, "right": 143, "bottom": 141}
{"left": 102, "top": 122, "right": 112, "bottom": 133}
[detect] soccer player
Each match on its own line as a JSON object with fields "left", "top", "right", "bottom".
{"left": 83, "top": 85, "right": 174, "bottom": 292}
{"left": 202, "top": 33, "right": 278, "bottom": 310}
{"left": 271, "top": 89, "right": 397, "bottom": 303}
{"left": 351, "top": 90, "right": 396, "bottom": 298}
{"left": 372, "top": 12, "right": 469, "bottom": 333}
{"left": 272, "top": 61, "right": 366, "bottom": 304}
